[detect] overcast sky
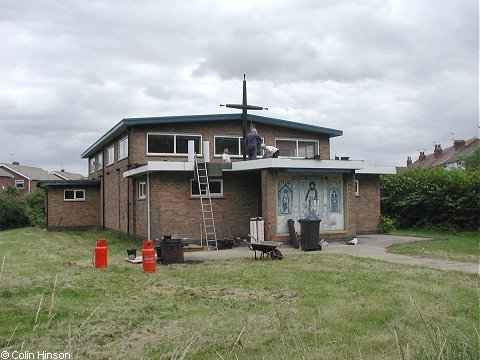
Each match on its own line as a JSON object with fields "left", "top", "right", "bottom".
{"left": 1, "top": 0, "right": 478, "bottom": 175}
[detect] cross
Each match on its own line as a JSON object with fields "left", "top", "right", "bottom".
{"left": 221, "top": 74, "right": 268, "bottom": 160}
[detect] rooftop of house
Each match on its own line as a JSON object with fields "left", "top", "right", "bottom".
{"left": 0, "top": 163, "right": 59, "bottom": 181}
{"left": 0, "top": 168, "right": 14, "bottom": 178}
{"left": 51, "top": 170, "right": 85, "bottom": 180}
{"left": 81, "top": 113, "right": 343, "bottom": 159}
{"left": 409, "top": 137, "right": 479, "bottom": 168}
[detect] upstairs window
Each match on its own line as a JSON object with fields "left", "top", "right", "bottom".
{"left": 97, "top": 152, "right": 103, "bottom": 168}
{"left": 275, "top": 139, "right": 319, "bottom": 158}
{"left": 119, "top": 137, "right": 128, "bottom": 160}
{"left": 15, "top": 180, "right": 24, "bottom": 189}
{"left": 107, "top": 145, "right": 115, "bottom": 166}
{"left": 89, "top": 157, "right": 96, "bottom": 174}
{"left": 214, "top": 136, "right": 264, "bottom": 157}
{"left": 147, "top": 134, "right": 202, "bottom": 155}
{"left": 355, "top": 180, "right": 360, "bottom": 196}
{"left": 64, "top": 189, "right": 85, "bottom": 201}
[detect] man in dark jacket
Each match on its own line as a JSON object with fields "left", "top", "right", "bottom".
{"left": 245, "top": 128, "right": 261, "bottom": 160}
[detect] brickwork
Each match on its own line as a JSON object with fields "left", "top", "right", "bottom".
{"left": 79, "top": 118, "right": 382, "bottom": 242}
{"left": 46, "top": 186, "right": 100, "bottom": 228}
{"left": 0, "top": 176, "right": 14, "bottom": 192}
{"left": 355, "top": 174, "right": 381, "bottom": 233}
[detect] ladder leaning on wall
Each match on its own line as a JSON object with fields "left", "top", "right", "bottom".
{"left": 194, "top": 154, "right": 218, "bottom": 250}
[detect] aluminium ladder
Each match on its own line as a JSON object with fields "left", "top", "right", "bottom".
{"left": 195, "top": 155, "right": 218, "bottom": 250}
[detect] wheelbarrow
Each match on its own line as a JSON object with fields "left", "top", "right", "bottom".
{"left": 242, "top": 235, "right": 283, "bottom": 260}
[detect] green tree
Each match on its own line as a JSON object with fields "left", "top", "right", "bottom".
{"left": 25, "top": 188, "right": 46, "bottom": 228}
{"left": 381, "top": 167, "right": 480, "bottom": 230}
{"left": 0, "top": 194, "right": 30, "bottom": 230}
{"left": 462, "top": 143, "right": 480, "bottom": 170}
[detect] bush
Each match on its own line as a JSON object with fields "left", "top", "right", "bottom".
{"left": 25, "top": 188, "right": 46, "bottom": 228}
{"left": 0, "top": 195, "right": 30, "bottom": 230}
{"left": 378, "top": 216, "right": 396, "bottom": 233}
{"left": 381, "top": 167, "right": 480, "bottom": 230}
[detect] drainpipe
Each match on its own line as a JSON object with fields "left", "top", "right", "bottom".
{"left": 147, "top": 170, "right": 151, "bottom": 240}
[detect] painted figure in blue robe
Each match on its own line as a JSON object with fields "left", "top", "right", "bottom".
{"left": 330, "top": 190, "right": 339, "bottom": 212}
{"left": 281, "top": 189, "right": 290, "bottom": 214}
{"left": 305, "top": 181, "right": 318, "bottom": 218}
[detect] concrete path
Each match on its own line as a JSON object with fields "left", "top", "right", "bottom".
{"left": 184, "top": 234, "right": 479, "bottom": 274}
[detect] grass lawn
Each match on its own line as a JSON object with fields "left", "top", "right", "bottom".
{"left": 387, "top": 230, "right": 480, "bottom": 264}
{"left": 0, "top": 228, "right": 478, "bottom": 359}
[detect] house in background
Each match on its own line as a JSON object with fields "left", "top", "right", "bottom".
{"left": 407, "top": 137, "right": 479, "bottom": 169}
{"left": 0, "top": 168, "right": 14, "bottom": 192}
{"left": 51, "top": 169, "right": 85, "bottom": 180}
{"left": 0, "top": 162, "right": 59, "bottom": 196}
{"left": 39, "top": 113, "right": 395, "bottom": 243}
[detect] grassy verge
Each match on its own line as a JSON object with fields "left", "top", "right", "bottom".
{"left": 0, "top": 228, "right": 478, "bottom": 359}
{"left": 388, "top": 230, "right": 479, "bottom": 264}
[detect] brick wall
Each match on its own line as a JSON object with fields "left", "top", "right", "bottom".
{"left": 354, "top": 174, "right": 380, "bottom": 233}
{"left": 0, "top": 176, "right": 14, "bottom": 192}
{"left": 46, "top": 186, "right": 100, "bottom": 228}
{"left": 83, "top": 119, "right": 382, "bottom": 242}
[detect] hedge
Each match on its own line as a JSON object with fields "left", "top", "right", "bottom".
{"left": 381, "top": 167, "right": 480, "bottom": 230}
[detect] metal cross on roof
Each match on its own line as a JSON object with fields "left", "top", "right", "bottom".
{"left": 221, "top": 74, "right": 268, "bottom": 160}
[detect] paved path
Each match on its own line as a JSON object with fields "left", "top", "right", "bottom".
{"left": 185, "top": 234, "right": 479, "bottom": 274}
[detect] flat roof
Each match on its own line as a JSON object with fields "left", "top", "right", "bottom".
{"left": 123, "top": 158, "right": 368, "bottom": 178}
{"left": 37, "top": 180, "right": 101, "bottom": 188}
{"left": 82, "top": 113, "right": 343, "bottom": 159}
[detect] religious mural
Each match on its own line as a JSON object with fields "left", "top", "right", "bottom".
{"left": 277, "top": 182, "right": 293, "bottom": 214}
{"left": 276, "top": 174, "right": 344, "bottom": 233}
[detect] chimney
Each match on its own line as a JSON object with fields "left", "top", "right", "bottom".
{"left": 454, "top": 139, "right": 465, "bottom": 151}
{"left": 418, "top": 152, "right": 426, "bottom": 162}
{"left": 61, "top": 169, "right": 65, "bottom": 172}
{"left": 406, "top": 156, "right": 412, "bottom": 167}
{"left": 12, "top": 161, "right": 20, "bottom": 165}
{"left": 434, "top": 144, "right": 443, "bottom": 158}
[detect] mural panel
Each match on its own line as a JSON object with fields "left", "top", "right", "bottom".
{"left": 276, "top": 174, "right": 344, "bottom": 233}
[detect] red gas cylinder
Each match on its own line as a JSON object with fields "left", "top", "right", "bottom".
{"left": 142, "top": 240, "right": 156, "bottom": 273}
{"left": 94, "top": 239, "right": 107, "bottom": 268}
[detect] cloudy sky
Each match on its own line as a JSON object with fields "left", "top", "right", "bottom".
{"left": 1, "top": 0, "right": 478, "bottom": 175}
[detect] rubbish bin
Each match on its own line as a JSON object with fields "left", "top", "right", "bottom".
{"left": 297, "top": 219, "right": 321, "bottom": 251}
{"left": 161, "top": 236, "right": 184, "bottom": 264}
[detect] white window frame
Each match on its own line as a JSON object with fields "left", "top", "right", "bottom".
{"left": 275, "top": 138, "right": 320, "bottom": 158}
{"left": 15, "top": 180, "right": 24, "bottom": 189}
{"left": 107, "top": 145, "right": 115, "bottom": 166}
{"left": 146, "top": 133, "right": 203, "bottom": 156}
{"left": 64, "top": 189, "right": 86, "bottom": 202}
{"left": 190, "top": 179, "right": 224, "bottom": 198}
{"left": 118, "top": 137, "right": 128, "bottom": 160}
{"left": 139, "top": 181, "right": 146, "bottom": 200}
{"left": 355, "top": 180, "right": 360, "bottom": 196}
{"left": 97, "top": 152, "right": 103, "bottom": 169}
{"left": 213, "top": 135, "right": 265, "bottom": 158}
{"left": 89, "top": 157, "right": 96, "bottom": 174}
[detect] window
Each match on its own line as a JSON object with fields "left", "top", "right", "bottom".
{"left": 97, "top": 152, "right": 103, "bottom": 168}
{"left": 139, "top": 182, "right": 146, "bottom": 199}
{"left": 191, "top": 179, "right": 223, "bottom": 197}
{"left": 15, "top": 180, "right": 24, "bottom": 189}
{"left": 89, "top": 157, "right": 96, "bottom": 174}
{"left": 275, "top": 139, "right": 319, "bottom": 158}
{"left": 355, "top": 180, "right": 360, "bottom": 196}
{"left": 107, "top": 145, "right": 115, "bottom": 166}
{"left": 119, "top": 137, "right": 128, "bottom": 160}
{"left": 64, "top": 189, "right": 85, "bottom": 201}
{"left": 147, "top": 133, "right": 202, "bottom": 155}
{"left": 214, "top": 136, "right": 264, "bottom": 157}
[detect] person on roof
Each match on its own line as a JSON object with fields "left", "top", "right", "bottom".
{"left": 244, "top": 128, "right": 261, "bottom": 160}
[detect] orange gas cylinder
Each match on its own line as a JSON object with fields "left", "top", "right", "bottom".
{"left": 142, "top": 240, "right": 156, "bottom": 273}
{"left": 94, "top": 239, "right": 108, "bottom": 268}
